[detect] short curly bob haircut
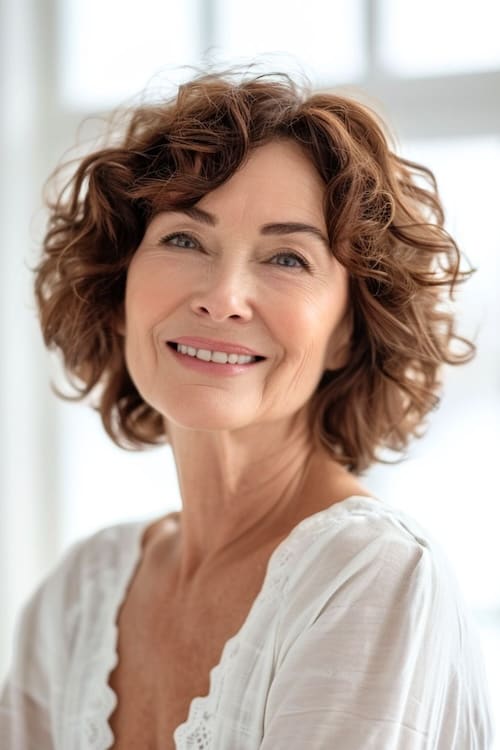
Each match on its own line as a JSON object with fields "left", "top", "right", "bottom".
{"left": 34, "top": 68, "right": 474, "bottom": 473}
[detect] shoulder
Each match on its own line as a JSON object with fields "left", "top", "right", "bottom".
{"left": 1, "top": 519, "right": 152, "bottom": 738}
{"left": 12, "top": 519, "right": 149, "bottom": 665}
{"left": 280, "top": 496, "right": 439, "bottom": 580}
{"left": 275, "top": 496, "right": 465, "bottom": 640}
{"left": 37, "top": 519, "right": 148, "bottom": 605}
{"left": 263, "top": 498, "right": 494, "bottom": 747}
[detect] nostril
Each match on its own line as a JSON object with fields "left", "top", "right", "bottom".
{"left": 198, "top": 307, "right": 243, "bottom": 318}
{"left": 192, "top": 294, "right": 252, "bottom": 322}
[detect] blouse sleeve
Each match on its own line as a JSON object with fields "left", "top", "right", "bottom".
{"left": 260, "top": 531, "right": 494, "bottom": 750}
{"left": 0, "top": 538, "right": 86, "bottom": 750}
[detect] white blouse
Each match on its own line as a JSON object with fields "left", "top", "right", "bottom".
{"left": 0, "top": 496, "right": 494, "bottom": 749}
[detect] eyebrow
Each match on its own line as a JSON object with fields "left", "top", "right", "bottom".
{"left": 172, "top": 206, "right": 330, "bottom": 250}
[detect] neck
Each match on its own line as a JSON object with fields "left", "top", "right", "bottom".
{"left": 166, "top": 410, "right": 318, "bottom": 580}
{"left": 155, "top": 409, "right": 369, "bottom": 592}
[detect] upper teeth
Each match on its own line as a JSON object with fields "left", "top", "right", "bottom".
{"left": 175, "top": 344, "right": 257, "bottom": 364}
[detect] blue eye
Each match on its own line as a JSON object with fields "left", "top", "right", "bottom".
{"left": 160, "top": 232, "right": 198, "bottom": 249}
{"left": 271, "top": 252, "right": 310, "bottom": 270}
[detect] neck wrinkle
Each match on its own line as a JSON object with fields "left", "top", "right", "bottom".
{"left": 166, "top": 412, "right": 316, "bottom": 585}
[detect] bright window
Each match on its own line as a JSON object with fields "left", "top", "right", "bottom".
{"left": 58, "top": 0, "right": 201, "bottom": 109}
{"left": 379, "top": 0, "right": 500, "bottom": 76}
{"left": 212, "top": 0, "right": 365, "bottom": 86}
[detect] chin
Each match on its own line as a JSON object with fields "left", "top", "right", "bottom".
{"left": 154, "top": 394, "right": 259, "bottom": 433}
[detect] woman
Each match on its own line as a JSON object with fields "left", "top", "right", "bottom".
{"left": 0, "top": 69, "right": 494, "bottom": 748}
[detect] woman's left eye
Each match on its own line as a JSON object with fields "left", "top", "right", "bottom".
{"left": 270, "top": 252, "right": 310, "bottom": 270}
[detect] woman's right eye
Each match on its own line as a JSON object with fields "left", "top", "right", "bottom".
{"left": 159, "top": 232, "right": 199, "bottom": 249}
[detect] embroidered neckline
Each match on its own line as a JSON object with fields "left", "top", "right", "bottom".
{"left": 90, "top": 495, "right": 382, "bottom": 748}
{"left": 81, "top": 522, "right": 148, "bottom": 749}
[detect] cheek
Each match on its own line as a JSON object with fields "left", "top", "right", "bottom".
{"left": 127, "top": 284, "right": 166, "bottom": 325}
{"left": 291, "top": 289, "right": 349, "bottom": 369}
{"left": 276, "top": 286, "right": 344, "bottom": 345}
{"left": 265, "top": 296, "right": 328, "bottom": 378}
{"left": 125, "top": 262, "right": 184, "bottom": 326}
{"left": 122, "top": 269, "right": 169, "bottom": 377}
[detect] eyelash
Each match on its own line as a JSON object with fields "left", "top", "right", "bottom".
{"left": 158, "top": 232, "right": 311, "bottom": 271}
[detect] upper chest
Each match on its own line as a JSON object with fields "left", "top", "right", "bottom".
{"left": 106, "top": 551, "right": 269, "bottom": 750}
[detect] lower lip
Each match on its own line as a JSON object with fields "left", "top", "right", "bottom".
{"left": 167, "top": 345, "right": 264, "bottom": 376}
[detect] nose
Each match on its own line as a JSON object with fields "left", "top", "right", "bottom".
{"left": 190, "top": 265, "right": 254, "bottom": 323}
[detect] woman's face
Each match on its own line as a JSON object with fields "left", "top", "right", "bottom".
{"left": 122, "top": 139, "right": 350, "bottom": 434}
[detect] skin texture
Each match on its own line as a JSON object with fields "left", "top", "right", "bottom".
{"left": 122, "top": 139, "right": 368, "bottom": 591}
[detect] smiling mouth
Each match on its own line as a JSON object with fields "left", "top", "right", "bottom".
{"left": 167, "top": 342, "right": 266, "bottom": 365}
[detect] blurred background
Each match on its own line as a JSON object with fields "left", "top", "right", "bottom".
{"left": 1, "top": 0, "right": 499, "bottom": 737}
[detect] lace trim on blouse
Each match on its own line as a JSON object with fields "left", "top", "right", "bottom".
{"left": 79, "top": 497, "right": 381, "bottom": 749}
{"left": 78, "top": 525, "right": 146, "bottom": 749}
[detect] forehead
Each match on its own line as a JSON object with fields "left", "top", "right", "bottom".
{"left": 196, "top": 139, "right": 326, "bottom": 225}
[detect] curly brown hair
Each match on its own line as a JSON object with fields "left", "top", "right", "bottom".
{"left": 34, "top": 68, "right": 474, "bottom": 473}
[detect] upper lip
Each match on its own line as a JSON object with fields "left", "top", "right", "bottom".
{"left": 169, "top": 336, "right": 265, "bottom": 357}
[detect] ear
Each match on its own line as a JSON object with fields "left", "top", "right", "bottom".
{"left": 324, "top": 308, "right": 353, "bottom": 371}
